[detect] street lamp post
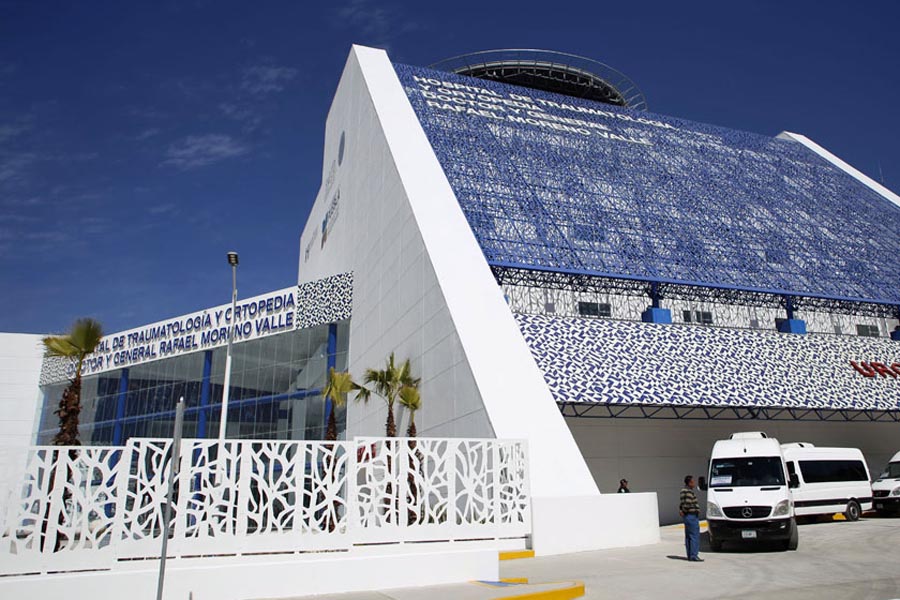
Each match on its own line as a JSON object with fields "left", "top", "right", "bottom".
{"left": 219, "top": 251, "right": 239, "bottom": 442}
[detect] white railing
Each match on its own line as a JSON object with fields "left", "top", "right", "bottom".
{"left": 0, "top": 437, "right": 530, "bottom": 576}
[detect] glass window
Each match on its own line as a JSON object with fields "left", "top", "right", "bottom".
{"left": 37, "top": 321, "right": 348, "bottom": 445}
{"left": 856, "top": 324, "right": 880, "bottom": 338}
{"left": 578, "top": 301, "right": 611, "bottom": 318}
{"left": 709, "top": 457, "right": 785, "bottom": 487}
{"left": 684, "top": 310, "right": 713, "bottom": 324}
{"left": 799, "top": 460, "right": 868, "bottom": 483}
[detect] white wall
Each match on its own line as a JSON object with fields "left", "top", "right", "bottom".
{"left": 295, "top": 44, "right": 599, "bottom": 496}
{"left": 0, "top": 333, "right": 44, "bottom": 446}
{"left": 567, "top": 416, "right": 900, "bottom": 524}
{"left": 295, "top": 47, "right": 494, "bottom": 440}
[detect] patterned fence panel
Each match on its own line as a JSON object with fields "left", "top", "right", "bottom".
{"left": 0, "top": 437, "right": 530, "bottom": 575}
{"left": 353, "top": 438, "right": 530, "bottom": 543}
{"left": 0, "top": 446, "right": 123, "bottom": 575}
{"left": 117, "top": 440, "right": 353, "bottom": 557}
{"left": 116, "top": 439, "right": 169, "bottom": 559}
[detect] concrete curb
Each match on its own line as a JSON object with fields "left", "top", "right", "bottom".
{"left": 474, "top": 578, "right": 585, "bottom": 600}
{"left": 499, "top": 550, "right": 535, "bottom": 560}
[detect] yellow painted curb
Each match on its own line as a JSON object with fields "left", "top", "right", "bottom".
{"left": 499, "top": 549, "right": 535, "bottom": 560}
{"left": 472, "top": 578, "right": 531, "bottom": 589}
{"left": 494, "top": 580, "right": 585, "bottom": 600}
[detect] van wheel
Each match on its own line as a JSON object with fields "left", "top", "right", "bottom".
{"left": 844, "top": 500, "right": 861, "bottom": 522}
{"left": 786, "top": 520, "right": 799, "bottom": 551}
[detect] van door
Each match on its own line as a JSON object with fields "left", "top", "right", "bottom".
{"left": 787, "top": 461, "right": 809, "bottom": 515}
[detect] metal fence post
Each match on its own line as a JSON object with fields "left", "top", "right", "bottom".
{"left": 156, "top": 397, "right": 184, "bottom": 600}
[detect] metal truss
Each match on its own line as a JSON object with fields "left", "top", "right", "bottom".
{"left": 492, "top": 265, "right": 648, "bottom": 297}
{"left": 792, "top": 295, "right": 900, "bottom": 319}
{"left": 558, "top": 402, "right": 900, "bottom": 423}
{"left": 492, "top": 265, "right": 900, "bottom": 317}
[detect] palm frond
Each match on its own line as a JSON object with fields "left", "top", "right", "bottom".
{"left": 398, "top": 385, "right": 421, "bottom": 412}
{"left": 42, "top": 335, "right": 78, "bottom": 359}
{"left": 68, "top": 318, "right": 104, "bottom": 356}
{"left": 323, "top": 368, "right": 355, "bottom": 408}
{"left": 399, "top": 358, "right": 420, "bottom": 388}
{"left": 354, "top": 384, "right": 372, "bottom": 404}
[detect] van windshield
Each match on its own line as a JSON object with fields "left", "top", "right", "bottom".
{"left": 709, "top": 457, "right": 785, "bottom": 487}
{"left": 880, "top": 462, "right": 900, "bottom": 479}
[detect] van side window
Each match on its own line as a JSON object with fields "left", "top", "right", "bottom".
{"left": 798, "top": 460, "right": 868, "bottom": 483}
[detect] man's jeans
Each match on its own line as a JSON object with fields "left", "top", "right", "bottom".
{"left": 683, "top": 513, "right": 700, "bottom": 560}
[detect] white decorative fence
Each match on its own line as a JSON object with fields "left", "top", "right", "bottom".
{"left": 0, "top": 437, "right": 530, "bottom": 577}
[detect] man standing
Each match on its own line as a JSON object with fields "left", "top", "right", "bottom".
{"left": 679, "top": 475, "right": 703, "bottom": 562}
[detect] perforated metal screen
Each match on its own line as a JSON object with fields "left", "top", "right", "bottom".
{"left": 396, "top": 63, "right": 900, "bottom": 307}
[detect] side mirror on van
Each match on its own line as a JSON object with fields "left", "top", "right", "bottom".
{"left": 789, "top": 473, "right": 800, "bottom": 489}
{"left": 698, "top": 476, "right": 708, "bottom": 491}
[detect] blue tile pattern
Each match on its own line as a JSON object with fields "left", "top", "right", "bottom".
{"left": 296, "top": 271, "right": 353, "bottom": 329}
{"left": 516, "top": 314, "right": 900, "bottom": 411}
{"left": 396, "top": 64, "right": 900, "bottom": 305}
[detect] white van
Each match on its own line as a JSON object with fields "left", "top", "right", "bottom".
{"left": 781, "top": 443, "right": 872, "bottom": 521}
{"left": 700, "top": 432, "right": 799, "bottom": 551}
{"left": 872, "top": 450, "right": 900, "bottom": 516}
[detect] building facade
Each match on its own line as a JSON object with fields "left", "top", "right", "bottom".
{"left": 296, "top": 46, "right": 900, "bottom": 535}
{"left": 35, "top": 278, "right": 352, "bottom": 446}
{"left": 24, "top": 45, "right": 900, "bottom": 550}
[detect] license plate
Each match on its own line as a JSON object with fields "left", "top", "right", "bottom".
{"left": 876, "top": 503, "right": 883, "bottom": 509}
{"left": 741, "top": 530, "right": 757, "bottom": 539}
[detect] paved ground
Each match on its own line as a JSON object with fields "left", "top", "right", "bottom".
{"left": 280, "top": 516, "right": 900, "bottom": 600}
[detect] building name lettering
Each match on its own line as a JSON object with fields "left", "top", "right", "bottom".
{"left": 849, "top": 360, "right": 900, "bottom": 378}
{"left": 71, "top": 290, "right": 297, "bottom": 378}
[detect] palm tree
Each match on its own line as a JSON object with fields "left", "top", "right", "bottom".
{"left": 398, "top": 386, "right": 421, "bottom": 438}
{"left": 355, "top": 352, "right": 420, "bottom": 437}
{"left": 320, "top": 368, "right": 359, "bottom": 532}
{"left": 322, "top": 368, "right": 356, "bottom": 441}
{"left": 40, "top": 318, "right": 103, "bottom": 551}
{"left": 42, "top": 318, "right": 104, "bottom": 446}
{"left": 397, "top": 384, "right": 423, "bottom": 525}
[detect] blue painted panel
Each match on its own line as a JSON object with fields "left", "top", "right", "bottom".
{"left": 323, "top": 323, "right": 337, "bottom": 430}
{"left": 777, "top": 319, "right": 807, "bottom": 335}
{"left": 395, "top": 64, "right": 900, "bottom": 305}
{"left": 111, "top": 368, "right": 129, "bottom": 445}
{"left": 198, "top": 350, "right": 212, "bottom": 438}
{"left": 641, "top": 308, "right": 672, "bottom": 324}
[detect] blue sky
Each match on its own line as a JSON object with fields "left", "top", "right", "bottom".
{"left": 1, "top": 1, "right": 898, "bottom": 334}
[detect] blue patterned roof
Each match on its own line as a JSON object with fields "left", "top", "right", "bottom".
{"left": 516, "top": 314, "right": 900, "bottom": 411}
{"left": 396, "top": 64, "right": 900, "bottom": 306}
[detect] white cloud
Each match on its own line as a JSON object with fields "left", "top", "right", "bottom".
{"left": 240, "top": 65, "right": 298, "bottom": 95}
{"left": 134, "top": 128, "right": 161, "bottom": 141}
{"left": 162, "top": 134, "right": 249, "bottom": 170}
{"left": 0, "top": 119, "right": 32, "bottom": 145}
{"left": 337, "top": 0, "right": 420, "bottom": 47}
{"left": 219, "top": 102, "right": 263, "bottom": 132}
{"left": 148, "top": 202, "right": 177, "bottom": 215}
{"left": 0, "top": 153, "right": 36, "bottom": 184}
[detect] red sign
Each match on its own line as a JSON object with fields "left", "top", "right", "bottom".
{"left": 850, "top": 361, "right": 900, "bottom": 378}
